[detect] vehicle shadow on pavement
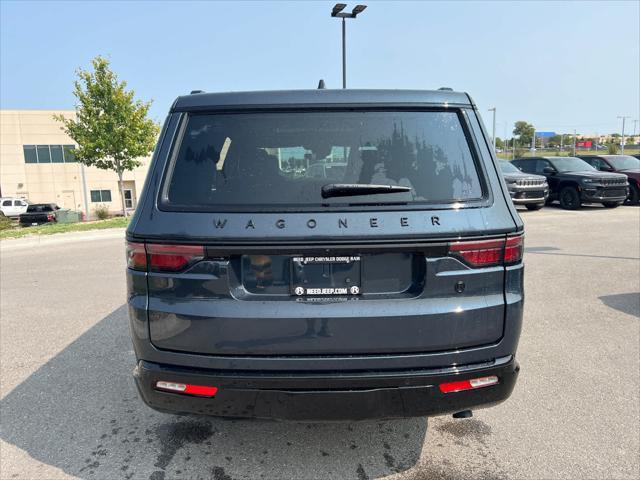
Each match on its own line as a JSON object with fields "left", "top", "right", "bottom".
{"left": 599, "top": 292, "right": 640, "bottom": 318}
{"left": 0, "top": 306, "right": 427, "bottom": 480}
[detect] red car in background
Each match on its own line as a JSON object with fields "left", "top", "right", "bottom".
{"left": 578, "top": 155, "right": 640, "bottom": 204}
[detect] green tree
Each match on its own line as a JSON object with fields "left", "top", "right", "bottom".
{"left": 495, "top": 137, "right": 504, "bottom": 149}
{"left": 548, "top": 135, "right": 562, "bottom": 148}
{"left": 607, "top": 143, "right": 619, "bottom": 154}
{"left": 55, "top": 56, "right": 159, "bottom": 217}
{"left": 513, "top": 121, "right": 535, "bottom": 148}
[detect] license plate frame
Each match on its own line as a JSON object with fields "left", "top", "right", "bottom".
{"left": 290, "top": 255, "right": 362, "bottom": 296}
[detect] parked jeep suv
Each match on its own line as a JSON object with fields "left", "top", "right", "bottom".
{"left": 126, "top": 89, "right": 524, "bottom": 421}
{"left": 577, "top": 155, "right": 640, "bottom": 205}
{"left": 512, "top": 156, "right": 628, "bottom": 210}
{"left": 498, "top": 160, "right": 549, "bottom": 210}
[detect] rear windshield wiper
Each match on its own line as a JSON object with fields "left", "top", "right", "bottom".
{"left": 321, "top": 183, "right": 411, "bottom": 199}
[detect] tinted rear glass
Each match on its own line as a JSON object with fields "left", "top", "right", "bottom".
{"left": 163, "top": 111, "right": 484, "bottom": 210}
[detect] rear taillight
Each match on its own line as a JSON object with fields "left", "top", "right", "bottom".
{"left": 448, "top": 234, "right": 524, "bottom": 268}
{"left": 126, "top": 241, "right": 147, "bottom": 270}
{"left": 147, "top": 244, "right": 204, "bottom": 272}
{"left": 47, "top": 214, "right": 55, "bottom": 221}
{"left": 126, "top": 242, "right": 205, "bottom": 272}
{"left": 504, "top": 235, "right": 524, "bottom": 264}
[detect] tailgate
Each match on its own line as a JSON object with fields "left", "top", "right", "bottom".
{"left": 144, "top": 234, "right": 514, "bottom": 356}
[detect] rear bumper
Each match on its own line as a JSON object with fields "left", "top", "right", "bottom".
{"left": 133, "top": 356, "right": 519, "bottom": 421}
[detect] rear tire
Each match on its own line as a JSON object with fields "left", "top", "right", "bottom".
{"left": 525, "top": 203, "right": 543, "bottom": 211}
{"left": 626, "top": 183, "right": 639, "bottom": 205}
{"left": 602, "top": 201, "right": 621, "bottom": 208}
{"left": 559, "top": 187, "right": 581, "bottom": 210}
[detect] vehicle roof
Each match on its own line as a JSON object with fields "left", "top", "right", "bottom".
{"left": 171, "top": 89, "right": 473, "bottom": 112}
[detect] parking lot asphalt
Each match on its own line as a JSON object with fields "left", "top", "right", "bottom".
{"left": 1, "top": 205, "right": 638, "bottom": 480}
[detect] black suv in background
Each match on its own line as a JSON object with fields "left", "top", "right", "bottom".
{"left": 126, "top": 89, "right": 524, "bottom": 421}
{"left": 577, "top": 155, "right": 640, "bottom": 204}
{"left": 498, "top": 160, "right": 549, "bottom": 210}
{"left": 512, "top": 156, "right": 628, "bottom": 210}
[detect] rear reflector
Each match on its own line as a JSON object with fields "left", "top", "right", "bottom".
{"left": 439, "top": 375, "right": 499, "bottom": 393}
{"left": 155, "top": 381, "right": 218, "bottom": 397}
{"left": 448, "top": 235, "right": 524, "bottom": 267}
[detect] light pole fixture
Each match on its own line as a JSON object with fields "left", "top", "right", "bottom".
{"left": 331, "top": 4, "right": 367, "bottom": 89}
{"left": 617, "top": 115, "right": 631, "bottom": 154}
{"left": 488, "top": 107, "right": 496, "bottom": 152}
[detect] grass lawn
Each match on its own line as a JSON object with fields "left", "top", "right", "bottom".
{"left": 0, "top": 217, "right": 130, "bottom": 240}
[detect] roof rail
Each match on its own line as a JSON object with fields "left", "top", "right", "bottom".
{"left": 190, "top": 90, "right": 205, "bottom": 94}
{"left": 438, "top": 87, "right": 453, "bottom": 91}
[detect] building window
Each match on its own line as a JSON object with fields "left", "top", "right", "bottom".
{"left": 36, "top": 145, "right": 51, "bottom": 163}
{"left": 50, "top": 145, "right": 64, "bottom": 163}
{"left": 90, "top": 190, "right": 112, "bottom": 202}
{"left": 23, "top": 145, "right": 38, "bottom": 163}
{"left": 23, "top": 144, "right": 77, "bottom": 163}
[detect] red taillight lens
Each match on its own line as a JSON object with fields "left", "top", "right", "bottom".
{"left": 155, "top": 381, "right": 218, "bottom": 397}
{"left": 504, "top": 235, "right": 524, "bottom": 264}
{"left": 439, "top": 375, "right": 499, "bottom": 393}
{"left": 147, "top": 244, "right": 204, "bottom": 272}
{"left": 126, "top": 241, "right": 147, "bottom": 270}
{"left": 47, "top": 214, "right": 55, "bottom": 221}
{"left": 449, "top": 238, "right": 505, "bottom": 267}
{"left": 448, "top": 235, "right": 524, "bottom": 267}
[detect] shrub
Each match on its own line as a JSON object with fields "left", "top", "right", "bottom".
{"left": 514, "top": 148, "right": 527, "bottom": 159}
{"left": 94, "top": 204, "right": 110, "bottom": 220}
{"left": 607, "top": 143, "right": 619, "bottom": 154}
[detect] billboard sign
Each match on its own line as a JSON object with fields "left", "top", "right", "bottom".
{"left": 535, "top": 131, "right": 557, "bottom": 138}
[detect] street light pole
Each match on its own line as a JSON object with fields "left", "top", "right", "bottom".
{"left": 617, "top": 116, "right": 631, "bottom": 154}
{"left": 488, "top": 107, "right": 496, "bottom": 152}
{"left": 331, "top": 4, "right": 367, "bottom": 89}
{"left": 341, "top": 18, "right": 346, "bottom": 88}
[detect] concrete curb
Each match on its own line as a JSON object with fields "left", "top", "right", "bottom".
{"left": 0, "top": 228, "right": 126, "bottom": 252}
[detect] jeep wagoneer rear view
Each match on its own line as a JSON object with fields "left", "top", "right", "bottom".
{"left": 126, "top": 89, "right": 523, "bottom": 420}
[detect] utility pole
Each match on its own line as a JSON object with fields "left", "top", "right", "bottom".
{"left": 80, "top": 163, "right": 89, "bottom": 221}
{"left": 573, "top": 129, "right": 576, "bottom": 156}
{"left": 331, "top": 4, "right": 367, "bottom": 89}
{"left": 560, "top": 134, "right": 564, "bottom": 151}
{"left": 617, "top": 116, "right": 630, "bottom": 154}
{"left": 531, "top": 129, "right": 536, "bottom": 152}
{"left": 488, "top": 107, "right": 497, "bottom": 152}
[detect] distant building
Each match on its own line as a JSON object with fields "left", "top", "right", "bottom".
{"left": 0, "top": 110, "right": 151, "bottom": 219}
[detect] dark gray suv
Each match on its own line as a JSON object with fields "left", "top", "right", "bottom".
{"left": 126, "top": 89, "right": 524, "bottom": 421}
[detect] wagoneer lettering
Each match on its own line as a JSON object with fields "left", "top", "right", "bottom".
{"left": 127, "top": 89, "right": 523, "bottom": 421}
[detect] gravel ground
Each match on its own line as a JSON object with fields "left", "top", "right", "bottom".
{"left": 1, "top": 205, "right": 638, "bottom": 480}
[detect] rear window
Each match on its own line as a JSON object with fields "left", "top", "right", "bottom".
{"left": 162, "top": 110, "right": 484, "bottom": 211}
{"left": 26, "top": 204, "right": 54, "bottom": 213}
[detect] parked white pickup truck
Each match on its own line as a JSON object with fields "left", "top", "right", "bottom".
{"left": 0, "top": 197, "right": 29, "bottom": 218}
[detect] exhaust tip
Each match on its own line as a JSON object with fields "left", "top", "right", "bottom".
{"left": 452, "top": 410, "right": 473, "bottom": 419}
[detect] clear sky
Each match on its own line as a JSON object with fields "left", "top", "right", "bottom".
{"left": 1, "top": 1, "right": 638, "bottom": 136}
